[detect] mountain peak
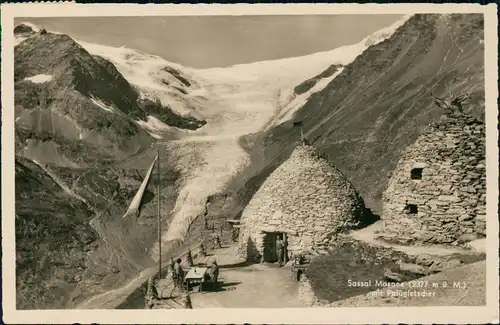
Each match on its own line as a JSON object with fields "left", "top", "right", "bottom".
{"left": 14, "top": 31, "right": 92, "bottom": 83}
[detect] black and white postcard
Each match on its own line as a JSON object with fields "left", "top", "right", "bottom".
{"left": 1, "top": 3, "right": 498, "bottom": 324}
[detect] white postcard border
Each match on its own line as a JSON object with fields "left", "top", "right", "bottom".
{"left": 1, "top": 3, "right": 498, "bottom": 324}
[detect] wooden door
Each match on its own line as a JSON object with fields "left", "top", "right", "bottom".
{"left": 263, "top": 232, "right": 278, "bottom": 262}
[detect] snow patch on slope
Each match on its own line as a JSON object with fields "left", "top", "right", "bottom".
{"left": 24, "top": 74, "right": 53, "bottom": 84}
{"left": 90, "top": 97, "right": 115, "bottom": 113}
{"left": 137, "top": 115, "right": 171, "bottom": 132}
{"left": 274, "top": 67, "right": 345, "bottom": 126}
{"left": 136, "top": 116, "right": 175, "bottom": 139}
{"left": 15, "top": 36, "right": 28, "bottom": 46}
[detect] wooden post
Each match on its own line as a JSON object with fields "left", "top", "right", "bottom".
{"left": 182, "top": 293, "right": 193, "bottom": 309}
{"left": 187, "top": 248, "right": 194, "bottom": 266}
{"left": 283, "top": 233, "right": 288, "bottom": 264}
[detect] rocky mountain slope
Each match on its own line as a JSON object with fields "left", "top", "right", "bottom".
{"left": 15, "top": 27, "right": 206, "bottom": 167}
{"left": 15, "top": 157, "right": 96, "bottom": 309}
{"left": 222, "top": 13, "right": 485, "bottom": 218}
{"left": 13, "top": 26, "right": 207, "bottom": 309}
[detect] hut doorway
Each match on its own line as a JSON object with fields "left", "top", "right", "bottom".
{"left": 262, "top": 231, "right": 285, "bottom": 263}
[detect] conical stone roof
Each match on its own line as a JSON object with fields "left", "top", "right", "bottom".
{"left": 237, "top": 145, "right": 367, "bottom": 261}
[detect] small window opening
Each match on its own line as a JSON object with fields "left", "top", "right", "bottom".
{"left": 404, "top": 204, "right": 418, "bottom": 214}
{"left": 410, "top": 168, "right": 423, "bottom": 180}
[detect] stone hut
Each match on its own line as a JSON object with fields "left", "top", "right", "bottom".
{"left": 380, "top": 112, "right": 486, "bottom": 245}
{"left": 236, "top": 145, "right": 367, "bottom": 263}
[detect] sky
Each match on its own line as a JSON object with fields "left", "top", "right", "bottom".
{"left": 18, "top": 15, "right": 403, "bottom": 69}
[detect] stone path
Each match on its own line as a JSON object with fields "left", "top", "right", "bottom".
{"left": 190, "top": 245, "right": 302, "bottom": 308}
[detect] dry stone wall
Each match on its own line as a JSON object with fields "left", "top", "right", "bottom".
{"left": 236, "top": 145, "right": 367, "bottom": 262}
{"left": 380, "top": 112, "right": 486, "bottom": 245}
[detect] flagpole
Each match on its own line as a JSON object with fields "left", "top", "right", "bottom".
{"left": 157, "top": 149, "right": 161, "bottom": 279}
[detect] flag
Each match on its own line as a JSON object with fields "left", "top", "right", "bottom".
{"left": 123, "top": 154, "right": 158, "bottom": 219}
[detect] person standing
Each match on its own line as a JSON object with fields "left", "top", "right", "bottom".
{"left": 208, "top": 260, "right": 219, "bottom": 290}
{"left": 283, "top": 235, "right": 288, "bottom": 264}
{"left": 169, "top": 257, "right": 176, "bottom": 280}
{"left": 214, "top": 234, "right": 222, "bottom": 249}
{"left": 145, "top": 277, "right": 156, "bottom": 309}
{"left": 174, "top": 258, "right": 184, "bottom": 290}
{"left": 187, "top": 249, "right": 194, "bottom": 267}
{"left": 276, "top": 238, "right": 284, "bottom": 267}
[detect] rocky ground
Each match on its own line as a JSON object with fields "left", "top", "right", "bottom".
{"left": 304, "top": 236, "right": 485, "bottom": 305}
{"left": 15, "top": 158, "right": 96, "bottom": 309}
{"left": 328, "top": 260, "right": 487, "bottom": 307}
{"left": 189, "top": 246, "right": 303, "bottom": 308}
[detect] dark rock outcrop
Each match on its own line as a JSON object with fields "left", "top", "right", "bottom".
{"left": 14, "top": 23, "right": 34, "bottom": 35}
{"left": 294, "top": 64, "right": 343, "bottom": 95}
